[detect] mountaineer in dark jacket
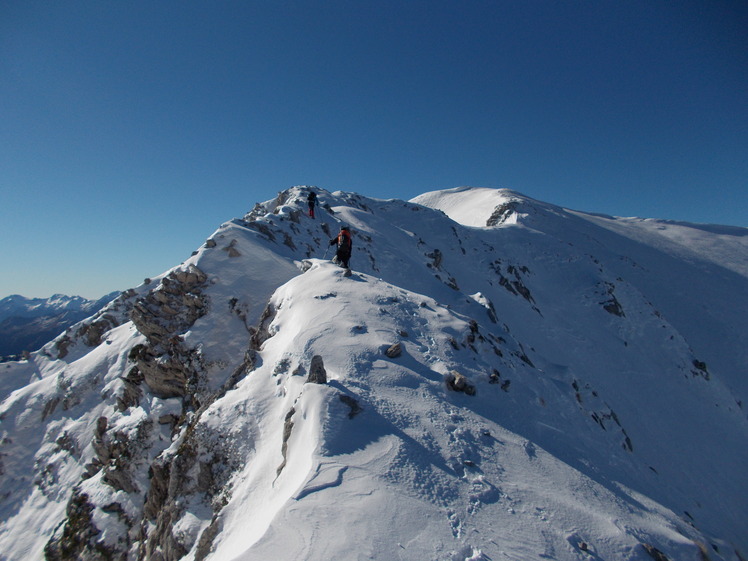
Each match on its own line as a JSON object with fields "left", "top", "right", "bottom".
{"left": 329, "top": 226, "right": 352, "bottom": 269}
{"left": 307, "top": 191, "right": 317, "bottom": 218}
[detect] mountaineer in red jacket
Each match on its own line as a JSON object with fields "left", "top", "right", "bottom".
{"left": 329, "top": 226, "right": 352, "bottom": 269}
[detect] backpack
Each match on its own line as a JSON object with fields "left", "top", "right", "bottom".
{"left": 338, "top": 230, "right": 351, "bottom": 252}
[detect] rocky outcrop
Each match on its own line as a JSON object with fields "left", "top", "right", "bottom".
{"left": 339, "top": 394, "right": 362, "bottom": 419}
{"left": 691, "top": 359, "right": 710, "bottom": 380}
{"left": 131, "top": 287, "right": 277, "bottom": 560}
{"left": 53, "top": 290, "right": 138, "bottom": 360}
{"left": 384, "top": 342, "right": 402, "bottom": 358}
{"left": 599, "top": 281, "right": 625, "bottom": 317}
{"left": 43, "top": 266, "right": 214, "bottom": 560}
{"left": 44, "top": 489, "right": 119, "bottom": 561}
{"left": 490, "top": 260, "right": 536, "bottom": 308}
{"left": 77, "top": 314, "right": 120, "bottom": 347}
{"left": 307, "top": 355, "right": 327, "bottom": 384}
{"left": 426, "top": 248, "right": 443, "bottom": 270}
{"left": 249, "top": 302, "right": 276, "bottom": 351}
{"left": 129, "top": 265, "right": 209, "bottom": 401}
{"left": 276, "top": 407, "right": 296, "bottom": 476}
{"left": 141, "top": 417, "right": 244, "bottom": 561}
{"left": 446, "top": 370, "right": 476, "bottom": 395}
{"left": 221, "top": 239, "right": 241, "bottom": 257}
{"left": 642, "top": 544, "right": 670, "bottom": 561}
{"left": 130, "top": 266, "right": 208, "bottom": 347}
{"left": 128, "top": 343, "right": 203, "bottom": 400}
{"left": 85, "top": 415, "right": 154, "bottom": 494}
{"left": 486, "top": 201, "right": 518, "bottom": 226}
{"left": 572, "top": 379, "right": 634, "bottom": 452}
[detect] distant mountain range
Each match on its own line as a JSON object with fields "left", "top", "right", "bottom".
{"left": 0, "top": 293, "right": 118, "bottom": 358}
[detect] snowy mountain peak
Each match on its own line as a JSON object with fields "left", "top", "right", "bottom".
{"left": 411, "top": 186, "right": 555, "bottom": 228}
{"left": 1, "top": 186, "right": 746, "bottom": 561}
{"left": 0, "top": 292, "right": 120, "bottom": 357}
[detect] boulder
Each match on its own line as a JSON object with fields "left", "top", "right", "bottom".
{"left": 307, "top": 355, "right": 327, "bottom": 384}
{"left": 385, "top": 342, "right": 402, "bottom": 358}
{"left": 446, "top": 370, "right": 476, "bottom": 396}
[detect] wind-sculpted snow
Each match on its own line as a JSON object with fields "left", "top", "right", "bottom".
{"left": 0, "top": 186, "right": 746, "bottom": 560}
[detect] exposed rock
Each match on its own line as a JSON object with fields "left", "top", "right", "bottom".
{"left": 384, "top": 342, "right": 402, "bottom": 358}
{"left": 471, "top": 292, "right": 498, "bottom": 323}
{"left": 228, "top": 297, "right": 251, "bottom": 332}
{"left": 117, "top": 368, "right": 144, "bottom": 411}
{"left": 248, "top": 222, "right": 276, "bottom": 242}
{"left": 600, "top": 282, "right": 625, "bottom": 317}
{"left": 88, "top": 415, "right": 153, "bottom": 494}
{"left": 426, "top": 248, "right": 443, "bottom": 269}
{"left": 692, "top": 359, "right": 710, "bottom": 380}
{"left": 642, "top": 543, "right": 671, "bottom": 561}
{"left": 277, "top": 407, "right": 296, "bottom": 475}
{"left": 131, "top": 272, "right": 207, "bottom": 343}
{"left": 339, "top": 395, "right": 362, "bottom": 419}
{"left": 249, "top": 302, "right": 276, "bottom": 350}
{"left": 273, "top": 358, "right": 292, "bottom": 377}
{"left": 486, "top": 201, "right": 518, "bottom": 226}
{"left": 221, "top": 239, "right": 241, "bottom": 257}
{"left": 142, "top": 416, "right": 242, "bottom": 561}
{"left": 54, "top": 335, "right": 73, "bottom": 360}
{"left": 76, "top": 314, "right": 119, "bottom": 347}
{"left": 194, "top": 517, "right": 221, "bottom": 561}
{"left": 575, "top": 379, "right": 633, "bottom": 452}
{"left": 41, "top": 396, "right": 61, "bottom": 421}
{"left": 307, "top": 355, "right": 327, "bottom": 384}
{"left": 491, "top": 261, "right": 535, "bottom": 305}
{"left": 446, "top": 370, "right": 476, "bottom": 396}
{"left": 283, "top": 232, "right": 297, "bottom": 250}
{"left": 128, "top": 265, "right": 209, "bottom": 399}
{"left": 44, "top": 490, "right": 117, "bottom": 561}
{"left": 129, "top": 344, "right": 190, "bottom": 399}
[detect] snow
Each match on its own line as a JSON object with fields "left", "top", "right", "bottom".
{"left": 411, "top": 186, "right": 520, "bottom": 227}
{"left": 1, "top": 186, "right": 746, "bottom": 560}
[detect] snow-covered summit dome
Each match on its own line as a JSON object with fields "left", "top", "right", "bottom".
{"left": 411, "top": 186, "right": 554, "bottom": 228}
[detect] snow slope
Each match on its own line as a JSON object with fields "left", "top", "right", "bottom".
{"left": 0, "top": 186, "right": 746, "bottom": 561}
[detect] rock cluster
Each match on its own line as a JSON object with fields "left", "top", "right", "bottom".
{"left": 485, "top": 201, "right": 518, "bottom": 226}
{"left": 131, "top": 266, "right": 208, "bottom": 346}
{"left": 129, "top": 265, "right": 209, "bottom": 400}
{"left": 46, "top": 266, "right": 213, "bottom": 560}
{"left": 446, "top": 370, "right": 476, "bottom": 396}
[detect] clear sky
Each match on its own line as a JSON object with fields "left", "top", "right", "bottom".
{"left": 2, "top": 1, "right": 747, "bottom": 299}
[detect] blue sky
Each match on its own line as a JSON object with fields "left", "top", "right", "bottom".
{"left": 2, "top": 1, "right": 747, "bottom": 299}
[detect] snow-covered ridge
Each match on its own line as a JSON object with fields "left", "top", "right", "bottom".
{"left": 1, "top": 186, "right": 746, "bottom": 561}
{"left": 411, "top": 186, "right": 557, "bottom": 228}
{"left": 414, "top": 186, "right": 748, "bottom": 277}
